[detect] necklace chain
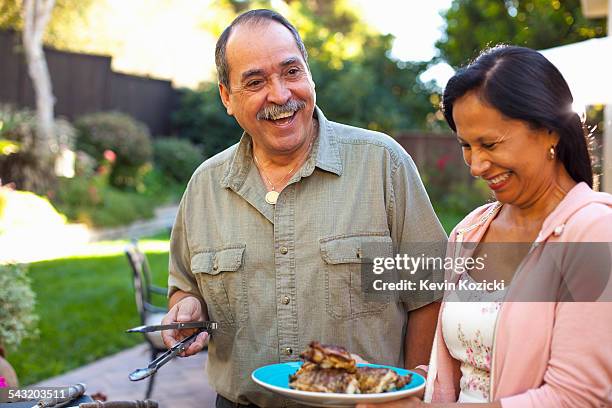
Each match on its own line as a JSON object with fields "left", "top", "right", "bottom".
{"left": 252, "top": 119, "right": 318, "bottom": 205}
{"left": 253, "top": 138, "right": 313, "bottom": 192}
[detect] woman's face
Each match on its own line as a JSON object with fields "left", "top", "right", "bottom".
{"left": 452, "top": 91, "right": 560, "bottom": 208}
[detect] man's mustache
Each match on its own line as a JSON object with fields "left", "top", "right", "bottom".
{"left": 256, "top": 99, "right": 306, "bottom": 120}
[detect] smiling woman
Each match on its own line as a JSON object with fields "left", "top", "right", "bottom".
{"left": 443, "top": 46, "right": 593, "bottom": 196}
{"left": 390, "top": 45, "right": 612, "bottom": 408}
{"left": 451, "top": 92, "right": 576, "bottom": 210}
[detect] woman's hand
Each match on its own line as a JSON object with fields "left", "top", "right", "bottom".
{"left": 356, "top": 396, "right": 423, "bottom": 408}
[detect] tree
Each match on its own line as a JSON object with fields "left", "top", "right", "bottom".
{"left": 281, "top": 0, "right": 434, "bottom": 131}
{"left": 437, "top": 0, "right": 607, "bottom": 68}
{"left": 1, "top": 0, "right": 95, "bottom": 45}
{"left": 21, "top": 0, "right": 56, "bottom": 166}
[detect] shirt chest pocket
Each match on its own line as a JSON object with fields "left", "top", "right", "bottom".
{"left": 191, "top": 245, "right": 247, "bottom": 325}
{"left": 320, "top": 234, "right": 392, "bottom": 320}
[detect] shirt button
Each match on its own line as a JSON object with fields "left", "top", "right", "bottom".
{"left": 281, "top": 296, "right": 290, "bottom": 305}
{"left": 279, "top": 246, "right": 288, "bottom": 254}
{"left": 283, "top": 347, "right": 293, "bottom": 355}
{"left": 553, "top": 224, "right": 565, "bottom": 236}
{"left": 212, "top": 263, "right": 218, "bottom": 271}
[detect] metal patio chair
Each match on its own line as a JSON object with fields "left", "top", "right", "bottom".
{"left": 125, "top": 240, "right": 168, "bottom": 399}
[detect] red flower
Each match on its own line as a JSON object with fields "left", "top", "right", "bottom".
{"left": 103, "top": 150, "right": 116, "bottom": 163}
{"left": 436, "top": 154, "right": 451, "bottom": 171}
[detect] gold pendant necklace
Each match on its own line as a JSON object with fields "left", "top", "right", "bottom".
{"left": 265, "top": 190, "right": 280, "bottom": 205}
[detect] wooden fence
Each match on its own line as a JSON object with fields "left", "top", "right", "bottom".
{"left": 396, "top": 131, "right": 471, "bottom": 183}
{"left": 0, "top": 30, "right": 178, "bottom": 135}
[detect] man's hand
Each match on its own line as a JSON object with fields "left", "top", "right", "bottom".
{"left": 161, "top": 296, "right": 208, "bottom": 356}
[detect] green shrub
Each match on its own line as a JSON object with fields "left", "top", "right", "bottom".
{"left": 0, "top": 105, "right": 74, "bottom": 194}
{"left": 75, "top": 112, "right": 153, "bottom": 188}
{"left": 53, "top": 175, "right": 156, "bottom": 228}
{"left": 82, "top": 188, "right": 155, "bottom": 227}
{"left": 0, "top": 264, "right": 39, "bottom": 351}
{"left": 74, "top": 150, "right": 97, "bottom": 178}
{"left": 52, "top": 152, "right": 182, "bottom": 228}
{"left": 171, "top": 85, "right": 242, "bottom": 158}
{"left": 153, "top": 137, "right": 203, "bottom": 183}
{"left": 140, "top": 167, "right": 185, "bottom": 202}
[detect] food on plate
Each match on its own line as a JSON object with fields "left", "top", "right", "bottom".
{"left": 289, "top": 364, "right": 360, "bottom": 393}
{"left": 288, "top": 341, "right": 412, "bottom": 394}
{"left": 356, "top": 366, "right": 411, "bottom": 393}
{"left": 299, "top": 341, "right": 356, "bottom": 372}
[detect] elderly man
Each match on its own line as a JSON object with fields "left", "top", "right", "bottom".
{"left": 162, "top": 9, "right": 447, "bottom": 408}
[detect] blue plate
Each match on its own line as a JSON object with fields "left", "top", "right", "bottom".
{"left": 252, "top": 362, "right": 426, "bottom": 407}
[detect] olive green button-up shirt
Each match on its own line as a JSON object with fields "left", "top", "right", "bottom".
{"left": 168, "top": 107, "right": 447, "bottom": 407}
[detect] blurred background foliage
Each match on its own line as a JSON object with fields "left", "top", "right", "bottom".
{"left": 437, "top": 0, "right": 606, "bottom": 67}
{"left": 0, "top": 0, "right": 606, "bottom": 230}
{"left": 0, "top": 0, "right": 607, "bottom": 229}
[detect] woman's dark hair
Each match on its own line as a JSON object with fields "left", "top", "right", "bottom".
{"left": 442, "top": 45, "right": 593, "bottom": 188}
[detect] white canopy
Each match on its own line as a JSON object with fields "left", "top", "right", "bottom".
{"left": 541, "top": 35, "right": 612, "bottom": 192}
{"left": 539, "top": 36, "right": 612, "bottom": 105}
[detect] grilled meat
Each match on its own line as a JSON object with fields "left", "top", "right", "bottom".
{"left": 356, "top": 367, "right": 412, "bottom": 393}
{"left": 289, "top": 366, "right": 360, "bottom": 393}
{"left": 288, "top": 341, "right": 412, "bottom": 394}
{"left": 300, "top": 341, "right": 356, "bottom": 373}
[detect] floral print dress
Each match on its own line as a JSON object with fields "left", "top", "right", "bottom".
{"left": 441, "top": 272, "right": 506, "bottom": 403}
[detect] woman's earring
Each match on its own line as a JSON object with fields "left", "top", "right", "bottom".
{"left": 548, "top": 145, "right": 556, "bottom": 160}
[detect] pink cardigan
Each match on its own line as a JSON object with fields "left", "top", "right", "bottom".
{"left": 424, "top": 183, "right": 612, "bottom": 407}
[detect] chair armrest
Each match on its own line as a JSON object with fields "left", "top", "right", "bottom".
{"left": 149, "top": 285, "right": 167, "bottom": 296}
{"left": 144, "top": 304, "right": 168, "bottom": 314}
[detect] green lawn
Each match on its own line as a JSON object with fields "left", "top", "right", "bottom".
{"left": 9, "top": 234, "right": 170, "bottom": 385}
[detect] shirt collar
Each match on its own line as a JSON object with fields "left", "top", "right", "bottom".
{"left": 220, "top": 106, "right": 343, "bottom": 190}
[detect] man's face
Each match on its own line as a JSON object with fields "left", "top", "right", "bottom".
{"left": 219, "top": 21, "right": 316, "bottom": 155}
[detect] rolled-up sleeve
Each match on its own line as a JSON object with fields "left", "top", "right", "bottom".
{"left": 388, "top": 152, "right": 448, "bottom": 311}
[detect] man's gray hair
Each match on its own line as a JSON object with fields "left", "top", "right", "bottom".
{"left": 215, "top": 9, "right": 309, "bottom": 90}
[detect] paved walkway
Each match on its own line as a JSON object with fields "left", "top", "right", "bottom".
{"left": 0, "top": 204, "right": 179, "bottom": 264}
{"left": 89, "top": 205, "right": 179, "bottom": 242}
{"left": 34, "top": 343, "right": 216, "bottom": 407}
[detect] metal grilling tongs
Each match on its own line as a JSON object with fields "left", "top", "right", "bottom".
{"left": 126, "top": 321, "right": 218, "bottom": 381}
